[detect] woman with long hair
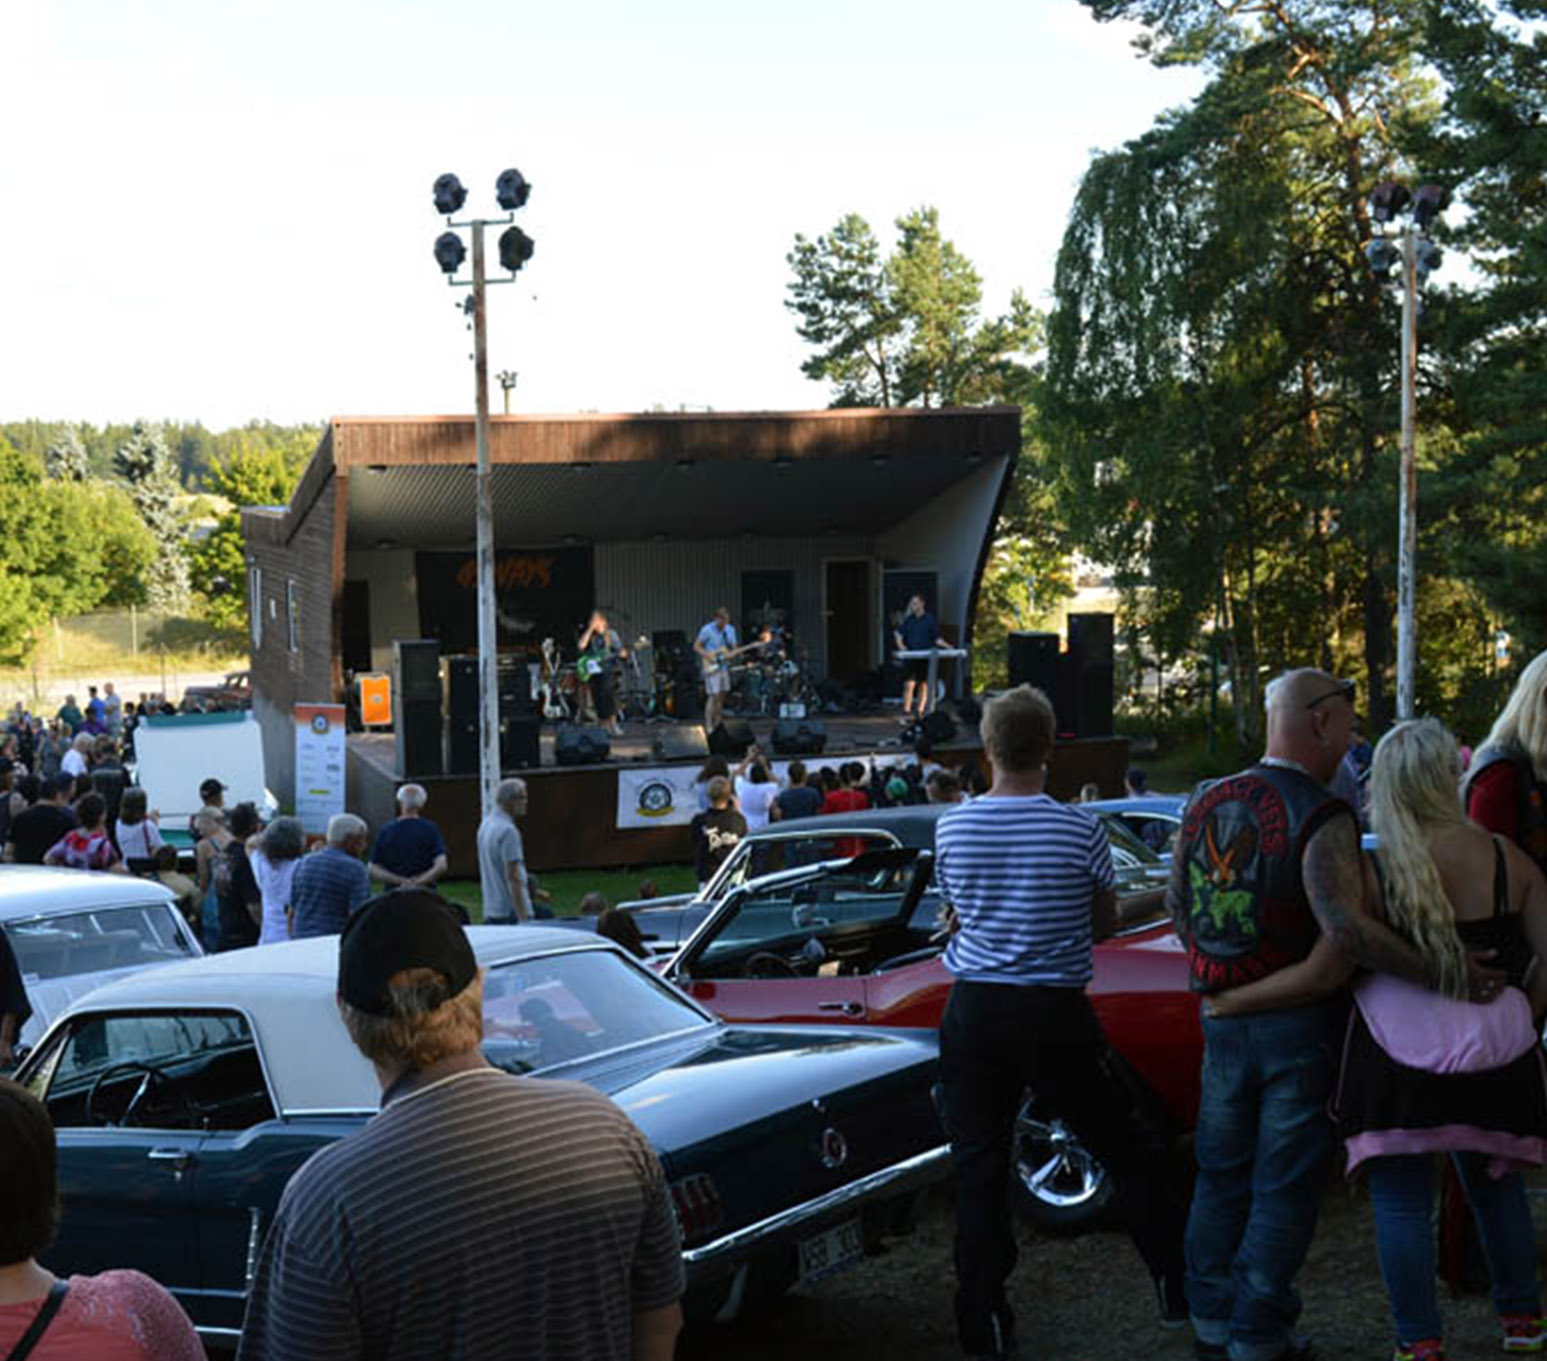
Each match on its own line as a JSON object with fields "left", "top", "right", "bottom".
{"left": 1466, "top": 649, "right": 1547, "bottom": 877}
{"left": 112, "top": 787, "right": 164, "bottom": 865}
{"left": 1213, "top": 717, "right": 1547, "bottom": 1361}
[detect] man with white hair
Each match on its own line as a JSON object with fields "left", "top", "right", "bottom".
{"left": 368, "top": 784, "right": 449, "bottom": 891}
{"left": 59, "top": 733, "right": 92, "bottom": 780}
{"left": 477, "top": 779, "right": 532, "bottom": 924}
{"left": 289, "top": 813, "right": 372, "bottom": 938}
{"left": 1169, "top": 669, "right": 1506, "bottom": 1361}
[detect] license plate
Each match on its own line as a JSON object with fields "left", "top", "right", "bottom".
{"left": 797, "top": 1217, "right": 864, "bottom": 1285}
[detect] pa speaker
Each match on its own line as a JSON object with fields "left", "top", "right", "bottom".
{"left": 396, "top": 700, "right": 443, "bottom": 777}
{"left": 500, "top": 716, "right": 541, "bottom": 771}
{"left": 394, "top": 639, "right": 442, "bottom": 705}
{"left": 707, "top": 719, "right": 755, "bottom": 759}
{"left": 651, "top": 725, "right": 710, "bottom": 762}
{"left": 1008, "top": 631, "right": 1060, "bottom": 697}
{"left": 1067, "top": 612, "right": 1115, "bottom": 738}
{"left": 771, "top": 718, "right": 827, "bottom": 756}
{"left": 555, "top": 725, "right": 611, "bottom": 767}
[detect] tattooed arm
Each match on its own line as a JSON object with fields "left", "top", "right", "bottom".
{"left": 1303, "top": 813, "right": 1504, "bottom": 1000}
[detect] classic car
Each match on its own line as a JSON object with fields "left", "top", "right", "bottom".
{"left": 607, "top": 803, "right": 1173, "bottom": 956}
{"left": 0, "top": 866, "right": 202, "bottom": 1057}
{"left": 655, "top": 847, "right": 1200, "bottom": 1233}
{"left": 1086, "top": 795, "right": 1189, "bottom": 857}
{"left": 16, "top": 926, "right": 949, "bottom": 1349}
{"left": 178, "top": 670, "right": 252, "bottom": 713}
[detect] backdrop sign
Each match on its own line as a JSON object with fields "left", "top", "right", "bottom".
{"left": 294, "top": 702, "right": 347, "bottom": 835}
{"left": 414, "top": 547, "right": 595, "bottom": 655}
{"left": 615, "top": 750, "right": 921, "bottom": 830}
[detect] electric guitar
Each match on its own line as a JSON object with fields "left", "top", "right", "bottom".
{"left": 698, "top": 639, "right": 764, "bottom": 677}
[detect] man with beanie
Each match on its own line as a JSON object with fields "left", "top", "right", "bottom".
{"left": 237, "top": 890, "right": 684, "bottom": 1361}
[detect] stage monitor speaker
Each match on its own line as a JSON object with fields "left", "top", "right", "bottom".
{"left": 555, "top": 725, "right": 611, "bottom": 767}
{"left": 707, "top": 719, "right": 755, "bottom": 759}
{"left": 395, "top": 639, "right": 442, "bottom": 705}
{"left": 1008, "top": 631, "right": 1060, "bottom": 697}
{"left": 1067, "top": 611, "right": 1115, "bottom": 738}
{"left": 652, "top": 725, "right": 710, "bottom": 762}
{"left": 919, "top": 710, "right": 957, "bottom": 746}
{"left": 396, "top": 700, "right": 444, "bottom": 777}
{"left": 500, "top": 716, "right": 541, "bottom": 771}
{"left": 771, "top": 718, "right": 827, "bottom": 756}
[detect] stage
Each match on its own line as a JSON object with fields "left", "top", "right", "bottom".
{"left": 344, "top": 712, "right": 1130, "bottom": 876}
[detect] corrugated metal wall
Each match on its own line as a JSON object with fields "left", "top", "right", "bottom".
{"left": 596, "top": 535, "right": 879, "bottom": 679}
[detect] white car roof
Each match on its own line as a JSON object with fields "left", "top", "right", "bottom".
{"left": 0, "top": 866, "right": 176, "bottom": 921}
{"left": 54, "top": 926, "right": 624, "bottom": 1116}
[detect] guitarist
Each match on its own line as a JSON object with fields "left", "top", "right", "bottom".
{"left": 577, "top": 610, "right": 624, "bottom": 737}
{"left": 694, "top": 607, "right": 740, "bottom": 734}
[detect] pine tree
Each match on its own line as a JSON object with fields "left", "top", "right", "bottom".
{"left": 44, "top": 426, "right": 89, "bottom": 482}
{"left": 115, "top": 421, "right": 190, "bottom": 612}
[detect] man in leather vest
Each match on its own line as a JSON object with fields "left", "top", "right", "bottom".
{"left": 1168, "top": 669, "right": 1506, "bottom": 1361}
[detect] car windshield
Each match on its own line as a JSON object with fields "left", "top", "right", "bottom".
{"left": 709, "top": 830, "right": 898, "bottom": 899}
{"left": 4, "top": 904, "right": 195, "bottom": 981}
{"left": 480, "top": 948, "right": 711, "bottom": 1074}
{"left": 689, "top": 855, "right": 923, "bottom": 975}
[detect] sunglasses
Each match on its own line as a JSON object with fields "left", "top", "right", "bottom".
{"left": 1305, "top": 679, "right": 1357, "bottom": 711}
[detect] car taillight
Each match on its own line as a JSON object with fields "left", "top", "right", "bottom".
{"left": 669, "top": 1173, "right": 724, "bottom": 1241}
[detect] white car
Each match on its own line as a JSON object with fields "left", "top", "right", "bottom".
{"left": 0, "top": 866, "right": 202, "bottom": 1055}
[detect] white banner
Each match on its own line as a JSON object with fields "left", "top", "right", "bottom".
{"left": 614, "top": 749, "right": 921, "bottom": 830}
{"left": 294, "top": 702, "right": 347, "bottom": 836}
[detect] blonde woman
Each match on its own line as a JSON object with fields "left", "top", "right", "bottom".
{"left": 1213, "top": 717, "right": 1547, "bottom": 1361}
{"left": 1465, "top": 649, "right": 1547, "bottom": 877}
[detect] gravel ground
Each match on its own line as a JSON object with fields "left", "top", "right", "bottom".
{"left": 679, "top": 1176, "right": 1547, "bottom": 1360}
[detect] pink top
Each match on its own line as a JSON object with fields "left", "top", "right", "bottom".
{"left": 0, "top": 1272, "right": 204, "bottom": 1361}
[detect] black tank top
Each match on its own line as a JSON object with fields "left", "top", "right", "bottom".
{"left": 1454, "top": 838, "right": 1535, "bottom": 991}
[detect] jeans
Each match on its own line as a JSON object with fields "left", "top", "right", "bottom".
{"left": 1369, "top": 1152, "right": 1541, "bottom": 1343}
{"left": 1185, "top": 1000, "right": 1343, "bottom": 1361}
{"left": 941, "top": 981, "right": 1188, "bottom": 1357}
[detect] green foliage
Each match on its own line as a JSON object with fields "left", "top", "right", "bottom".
{"left": 44, "top": 427, "right": 89, "bottom": 482}
{"left": 115, "top": 421, "right": 190, "bottom": 612}
{"left": 786, "top": 207, "right": 1041, "bottom": 408}
{"left": 0, "top": 437, "right": 157, "bottom": 666}
{"left": 188, "top": 437, "right": 310, "bottom": 633}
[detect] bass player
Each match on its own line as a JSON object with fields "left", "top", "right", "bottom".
{"left": 694, "top": 606, "right": 740, "bottom": 734}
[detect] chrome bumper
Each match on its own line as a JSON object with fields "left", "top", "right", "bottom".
{"left": 681, "top": 1143, "right": 950, "bottom": 1273}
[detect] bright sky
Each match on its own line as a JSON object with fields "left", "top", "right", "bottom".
{"left": 0, "top": 0, "right": 1202, "bottom": 429}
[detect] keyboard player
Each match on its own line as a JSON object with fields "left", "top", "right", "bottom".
{"left": 894, "top": 593, "right": 943, "bottom": 722}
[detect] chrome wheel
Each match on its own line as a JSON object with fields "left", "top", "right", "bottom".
{"left": 1013, "top": 1109, "right": 1109, "bottom": 1212}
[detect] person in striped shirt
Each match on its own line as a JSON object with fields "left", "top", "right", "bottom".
{"left": 936, "top": 684, "right": 1187, "bottom": 1361}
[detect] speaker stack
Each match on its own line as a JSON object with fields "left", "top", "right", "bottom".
{"left": 394, "top": 639, "right": 444, "bottom": 777}
{"left": 1066, "top": 612, "right": 1115, "bottom": 738}
{"left": 1007, "top": 631, "right": 1060, "bottom": 697}
{"left": 497, "top": 655, "right": 540, "bottom": 771}
{"left": 446, "top": 656, "right": 479, "bottom": 776}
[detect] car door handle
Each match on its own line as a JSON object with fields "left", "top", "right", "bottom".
{"left": 147, "top": 1148, "right": 194, "bottom": 1173}
{"left": 817, "top": 1001, "right": 865, "bottom": 1017}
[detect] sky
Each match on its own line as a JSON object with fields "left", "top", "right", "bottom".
{"left": 0, "top": 0, "right": 1204, "bottom": 430}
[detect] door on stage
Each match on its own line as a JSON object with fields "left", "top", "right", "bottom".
{"left": 824, "top": 559, "right": 873, "bottom": 681}
{"left": 341, "top": 580, "right": 372, "bottom": 674}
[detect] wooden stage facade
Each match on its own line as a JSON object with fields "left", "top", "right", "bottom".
{"left": 345, "top": 714, "right": 1130, "bottom": 876}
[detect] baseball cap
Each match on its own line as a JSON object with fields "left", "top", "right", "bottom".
{"left": 338, "top": 890, "right": 477, "bottom": 1017}
{"left": 199, "top": 778, "right": 226, "bottom": 801}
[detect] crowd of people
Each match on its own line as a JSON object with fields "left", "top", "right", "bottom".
{"left": 5, "top": 650, "right": 1547, "bottom": 1360}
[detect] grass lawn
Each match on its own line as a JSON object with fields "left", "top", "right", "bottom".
{"left": 437, "top": 864, "right": 698, "bottom": 924}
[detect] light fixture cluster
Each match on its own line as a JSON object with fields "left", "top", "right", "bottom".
{"left": 432, "top": 168, "right": 536, "bottom": 279}
{"left": 1364, "top": 180, "right": 1449, "bottom": 288}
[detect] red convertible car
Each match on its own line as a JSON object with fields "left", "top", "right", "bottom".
{"left": 657, "top": 844, "right": 1202, "bottom": 1231}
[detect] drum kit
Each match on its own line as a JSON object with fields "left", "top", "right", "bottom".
{"left": 724, "top": 636, "right": 818, "bottom": 720}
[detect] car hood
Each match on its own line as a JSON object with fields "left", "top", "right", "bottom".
{"left": 552, "top": 1023, "right": 938, "bottom": 1151}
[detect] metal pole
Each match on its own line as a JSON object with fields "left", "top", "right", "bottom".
{"left": 1396, "top": 223, "right": 1419, "bottom": 721}
{"left": 472, "top": 223, "right": 500, "bottom": 818}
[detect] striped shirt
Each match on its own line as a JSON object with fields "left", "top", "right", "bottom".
{"left": 237, "top": 1064, "right": 685, "bottom": 1361}
{"left": 937, "top": 794, "right": 1116, "bottom": 987}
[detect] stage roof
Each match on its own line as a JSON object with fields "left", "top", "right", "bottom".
{"left": 243, "top": 408, "right": 1022, "bottom": 549}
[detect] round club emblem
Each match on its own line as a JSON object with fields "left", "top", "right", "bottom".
{"left": 636, "top": 780, "right": 675, "bottom": 818}
{"left": 819, "top": 1126, "right": 848, "bottom": 1170}
{"left": 311, "top": 713, "right": 330, "bottom": 734}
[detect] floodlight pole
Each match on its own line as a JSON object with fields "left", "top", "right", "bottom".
{"left": 470, "top": 223, "right": 501, "bottom": 819}
{"left": 1396, "top": 222, "right": 1419, "bottom": 722}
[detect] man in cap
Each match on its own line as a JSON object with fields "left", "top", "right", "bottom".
{"left": 237, "top": 890, "right": 684, "bottom": 1361}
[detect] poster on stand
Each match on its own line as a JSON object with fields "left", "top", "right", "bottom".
{"left": 294, "top": 703, "right": 347, "bottom": 836}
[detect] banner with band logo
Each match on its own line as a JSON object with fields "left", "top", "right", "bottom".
{"left": 615, "top": 751, "right": 920, "bottom": 831}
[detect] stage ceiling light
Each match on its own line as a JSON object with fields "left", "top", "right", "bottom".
{"left": 498, "top": 226, "right": 535, "bottom": 274}
{"left": 1412, "top": 184, "right": 1451, "bottom": 229}
{"left": 433, "top": 173, "right": 468, "bottom": 216}
{"left": 434, "top": 231, "right": 467, "bottom": 275}
{"left": 495, "top": 168, "right": 531, "bottom": 211}
{"left": 1369, "top": 181, "right": 1411, "bottom": 223}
